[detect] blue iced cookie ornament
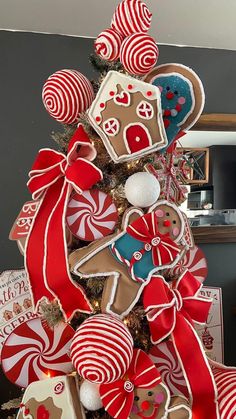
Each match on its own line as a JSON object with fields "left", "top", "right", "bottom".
{"left": 144, "top": 63, "right": 205, "bottom": 147}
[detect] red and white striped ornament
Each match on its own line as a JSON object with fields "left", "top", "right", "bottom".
{"left": 66, "top": 189, "right": 118, "bottom": 241}
{"left": 1, "top": 318, "right": 74, "bottom": 388}
{"left": 169, "top": 245, "right": 208, "bottom": 283}
{"left": 95, "top": 28, "right": 124, "bottom": 62}
{"left": 149, "top": 341, "right": 189, "bottom": 399}
{"left": 211, "top": 360, "right": 236, "bottom": 419}
{"left": 70, "top": 314, "right": 133, "bottom": 383}
{"left": 42, "top": 69, "right": 94, "bottom": 124}
{"left": 111, "top": 0, "right": 152, "bottom": 36}
{"left": 120, "top": 33, "right": 159, "bottom": 75}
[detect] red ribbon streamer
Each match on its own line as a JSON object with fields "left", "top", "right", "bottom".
{"left": 25, "top": 124, "right": 103, "bottom": 320}
{"left": 143, "top": 270, "right": 219, "bottom": 419}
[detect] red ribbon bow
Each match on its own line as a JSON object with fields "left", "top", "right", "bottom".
{"left": 100, "top": 349, "right": 162, "bottom": 419}
{"left": 25, "top": 124, "right": 103, "bottom": 320}
{"left": 143, "top": 270, "right": 219, "bottom": 419}
{"left": 126, "top": 213, "right": 181, "bottom": 268}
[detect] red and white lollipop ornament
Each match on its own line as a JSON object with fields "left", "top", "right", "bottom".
{"left": 66, "top": 189, "right": 118, "bottom": 241}
{"left": 1, "top": 318, "right": 74, "bottom": 388}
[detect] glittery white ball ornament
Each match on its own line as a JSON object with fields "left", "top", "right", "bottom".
{"left": 80, "top": 380, "right": 102, "bottom": 411}
{"left": 125, "top": 172, "right": 160, "bottom": 207}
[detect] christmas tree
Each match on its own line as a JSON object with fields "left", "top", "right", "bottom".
{"left": 2, "top": 1, "right": 236, "bottom": 418}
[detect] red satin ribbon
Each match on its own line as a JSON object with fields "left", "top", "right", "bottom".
{"left": 100, "top": 349, "right": 162, "bottom": 419}
{"left": 126, "top": 212, "right": 181, "bottom": 267}
{"left": 25, "top": 124, "right": 103, "bottom": 320}
{"left": 143, "top": 270, "right": 219, "bottom": 419}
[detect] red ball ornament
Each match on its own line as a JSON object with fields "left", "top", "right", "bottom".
{"left": 70, "top": 314, "right": 134, "bottom": 383}
{"left": 95, "top": 28, "right": 124, "bottom": 62}
{"left": 42, "top": 69, "right": 94, "bottom": 124}
{"left": 111, "top": 0, "right": 152, "bottom": 36}
{"left": 120, "top": 33, "right": 159, "bottom": 75}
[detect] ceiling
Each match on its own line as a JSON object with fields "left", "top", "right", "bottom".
{"left": 1, "top": 0, "right": 236, "bottom": 50}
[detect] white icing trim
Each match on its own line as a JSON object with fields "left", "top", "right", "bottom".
{"left": 167, "top": 401, "right": 192, "bottom": 418}
{"left": 123, "top": 122, "right": 153, "bottom": 154}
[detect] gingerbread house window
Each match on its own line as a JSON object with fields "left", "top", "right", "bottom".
{"left": 103, "top": 118, "right": 120, "bottom": 137}
{"left": 136, "top": 101, "right": 154, "bottom": 120}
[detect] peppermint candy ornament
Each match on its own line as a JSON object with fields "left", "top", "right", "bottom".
{"left": 120, "top": 33, "right": 159, "bottom": 75}
{"left": 42, "top": 69, "right": 94, "bottom": 124}
{"left": 70, "top": 314, "right": 134, "bottom": 383}
{"left": 1, "top": 318, "right": 74, "bottom": 388}
{"left": 169, "top": 245, "right": 208, "bottom": 283}
{"left": 95, "top": 28, "right": 124, "bottom": 61}
{"left": 66, "top": 190, "right": 118, "bottom": 241}
{"left": 149, "top": 341, "right": 189, "bottom": 398}
{"left": 111, "top": 0, "right": 152, "bottom": 36}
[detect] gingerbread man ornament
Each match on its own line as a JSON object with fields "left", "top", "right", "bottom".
{"left": 100, "top": 349, "right": 191, "bottom": 419}
{"left": 69, "top": 201, "right": 186, "bottom": 318}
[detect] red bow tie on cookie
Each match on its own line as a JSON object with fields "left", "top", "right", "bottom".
{"left": 100, "top": 349, "right": 162, "bottom": 419}
{"left": 143, "top": 270, "right": 219, "bottom": 419}
{"left": 25, "top": 124, "right": 103, "bottom": 320}
{"left": 127, "top": 213, "right": 181, "bottom": 268}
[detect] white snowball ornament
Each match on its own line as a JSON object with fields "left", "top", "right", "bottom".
{"left": 80, "top": 380, "right": 102, "bottom": 411}
{"left": 125, "top": 172, "right": 160, "bottom": 207}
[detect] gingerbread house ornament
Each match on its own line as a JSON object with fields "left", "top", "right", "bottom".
{"left": 88, "top": 71, "right": 168, "bottom": 163}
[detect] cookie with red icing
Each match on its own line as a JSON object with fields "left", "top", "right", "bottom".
{"left": 88, "top": 71, "right": 168, "bottom": 163}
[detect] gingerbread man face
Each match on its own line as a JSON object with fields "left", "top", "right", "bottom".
{"left": 130, "top": 383, "right": 169, "bottom": 419}
{"left": 150, "top": 201, "right": 185, "bottom": 242}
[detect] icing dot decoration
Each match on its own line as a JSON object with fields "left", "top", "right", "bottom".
{"left": 42, "top": 69, "right": 94, "bottom": 124}
{"left": 120, "top": 33, "right": 159, "bottom": 75}
{"left": 66, "top": 190, "right": 118, "bottom": 241}
{"left": 70, "top": 314, "right": 134, "bottom": 383}
{"left": 1, "top": 318, "right": 74, "bottom": 388}
{"left": 111, "top": 0, "right": 152, "bottom": 36}
{"left": 95, "top": 28, "right": 124, "bottom": 61}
